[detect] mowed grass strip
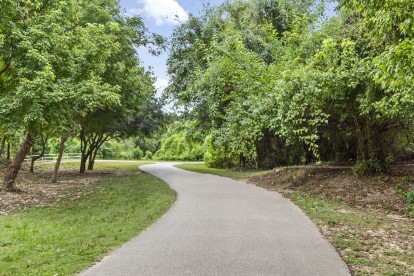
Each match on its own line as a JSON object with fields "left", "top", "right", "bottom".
{"left": 175, "top": 163, "right": 268, "bottom": 180}
{"left": 0, "top": 170, "right": 176, "bottom": 275}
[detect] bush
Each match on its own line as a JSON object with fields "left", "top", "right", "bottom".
{"left": 352, "top": 159, "right": 386, "bottom": 176}
{"left": 98, "top": 140, "right": 123, "bottom": 160}
{"left": 204, "top": 133, "right": 235, "bottom": 168}
{"left": 406, "top": 189, "right": 414, "bottom": 205}
{"left": 131, "top": 147, "right": 144, "bottom": 160}
{"left": 144, "top": 151, "right": 153, "bottom": 160}
{"left": 155, "top": 121, "right": 205, "bottom": 161}
{"left": 119, "top": 151, "right": 132, "bottom": 160}
{"left": 406, "top": 190, "right": 414, "bottom": 218}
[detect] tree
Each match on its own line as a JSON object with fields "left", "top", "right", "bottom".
{"left": 339, "top": 0, "right": 414, "bottom": 121}
{"left": 0, "top": 0, "right": 162, "bottom": 189}
{"left": 164, "top": 0, "right": 414, "bottom": 172}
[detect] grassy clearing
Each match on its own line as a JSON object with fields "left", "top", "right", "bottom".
{"left": 175, "top": 163, "right": 269, "bottom": 180}
{"left": 0, "top": 162, "right": 176, "bottom": 275}
{"left": 178, "top": 164, "right": 414, "bottom": 275}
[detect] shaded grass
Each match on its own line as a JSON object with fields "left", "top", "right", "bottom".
{"left": 0, "top": 166, "right": 176, "bottom": 275}
{"left": 175, "top": 163, "right": 269, "bottom": 180}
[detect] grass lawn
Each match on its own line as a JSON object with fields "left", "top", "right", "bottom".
{"left": 0, "top": 162, "right": 176, "bottom": 275}
{"left": 178, "top": 164, "right": 414, "bottom": 275}
{"left": 175, "top": 163, "right": 269, "bottom": 180}
{"left": 37, "top": 160, "right": 153, "bottom": 171}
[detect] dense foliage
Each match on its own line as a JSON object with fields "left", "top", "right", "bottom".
{"left": 164, "top": 0, "right": 414, "bottom": 171}
{"left": 154, "top": 121, "right": 204, "bottom": 161}
{"left": 0, "top": 0, "right": 163, "bottom": 189}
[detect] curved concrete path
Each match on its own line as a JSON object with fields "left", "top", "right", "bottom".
{"left": 82, "top": 163, "right": 350, "bottom": 276}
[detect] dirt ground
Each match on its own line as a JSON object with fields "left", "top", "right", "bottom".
{"left": 249, "top": 164, "right": 414, "bottom": 216}
{"left": 0, "top": 161, "right": 137, "bottom": 215}
{"left": 249, "top": 164, "right": 414, "bottom": 275}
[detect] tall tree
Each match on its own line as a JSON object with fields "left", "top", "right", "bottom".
{"left": 0, "top": 0, "right": 162, "bottom": 189}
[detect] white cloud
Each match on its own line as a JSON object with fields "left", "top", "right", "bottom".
{"left": 128, "top": 0, "right": 189, "bottom": 26}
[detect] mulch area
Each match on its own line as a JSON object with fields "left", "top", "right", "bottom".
{"left": 249, "top": 164, "right": 414, "bottom": 216}
{"left": 0, "top": 161, "right": 136, "bottom": 215}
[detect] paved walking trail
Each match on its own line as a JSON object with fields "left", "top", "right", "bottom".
{"left": 82, "top": 163, "right": 350, "bottom": 276}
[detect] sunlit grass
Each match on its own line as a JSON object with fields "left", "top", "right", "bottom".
{"left": 0, "top": 163, "right": 176, "bottom": 275}
{"left": 36, "top": 160, "right": 153, "bottom": 172}
{"left": 175, "top": 163, "right": 269, "bottom": 180}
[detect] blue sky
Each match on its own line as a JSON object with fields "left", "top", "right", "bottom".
{"left": 119, "top": 0, "right": 224, "bottom": 95}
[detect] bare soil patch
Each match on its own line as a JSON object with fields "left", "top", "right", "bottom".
{"left": 0, "top": 162, "right": 139, "bottom": 215}
{"left": 249, "top": 164, "right": 414, "bottom": 275}
{"left": 249, "top": 164, "right": 413, "bottom": 215}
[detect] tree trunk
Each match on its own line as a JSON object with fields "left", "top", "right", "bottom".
{"left": 3, "top": 133, "right": 33, "bottom": 191}
{"left": 87, "top": 154, "right": 94, "bottom": 171}
{"left": 80, "top": 154, "right": 89, "bottom": 173}
{"left": 87, "top": 134, "right": 108, "bottom": 171}
{"left": 0, "top": 135, "right": 6, "bottom": 157}
{"left": 52, "top": 134, "right": 69, "bottom": 183}
{"left": 30, "top": 155, "right": 43, "bottom": 173}
{"left": 239, "top": 153, "right": 246, "bottom": 169}
{"left": 7, "top": 143, "right": 10, "bottom": 160}
{"left": 30, "top": 135, "right": 48, "bottom": 173}
{"left": 79, "top": 130, "right": 90, "bottom": 173}
{"left": 367, "top": 122, "right": 387, "bottom": 170}
{"left": 79, "top": 130, "right": 109, "bottom": 173}
{"left": 88, "top": 148, "right": 98, "bottom": 171}
{"left": 355, "top": 118, "right": 369, "bottom": 161}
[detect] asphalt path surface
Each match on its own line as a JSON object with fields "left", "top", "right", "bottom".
{"left": 82, "top": 162, "right": 350, "bottom": 276}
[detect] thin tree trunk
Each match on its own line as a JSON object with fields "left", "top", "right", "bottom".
{"left": 0, "top": 135, "right": 6, "bottom": 157}
{"left": 79, "top": 130, "right": 90, "bottom": 173}
{"left": 355, "top": 118, "right": 368, "bottom": 161}
{"left": 52, "top": 134, "right": 69, "bottom": 183}
{"left": 88, "top": 148, "right": 98, "bottom": 171}
{"left": 87, "top": 134, "right": 108, "bottom": 171}
{"left": 30, "top": 155, "right": 43, "bottom": 173}
{"left": 30, "top": 135, "right": 48, "bottom": 173}
{"left": 80, "top": 153, "right": 89, "bottom": 173}
{"left": 3, "top": 133, "right": 33, "bottom": 191}
{"left": 7, "top": 143, "right": 10, "bottom": 160}
{"left": 0, "top": 60, "right": 11, "bottom": 77}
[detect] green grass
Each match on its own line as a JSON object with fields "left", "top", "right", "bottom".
{"left": 0, "top": 163, "right": 176, "bottom": 275}
{"left": 288, "top": 192, "right": 414, "bottom": 275}
{"left": 36, "top": 160, "right": 153, "bottom": 172}
{"left": 175, "top": 163, "right": 269, "bottom": 180}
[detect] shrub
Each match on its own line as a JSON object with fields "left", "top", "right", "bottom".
{"left": 406, "top": 189, "right": 414, "bottom": 205}
{"left": 352, "top": 159, "right": 386, "bottom": 176}
{"left": 204, "top": 133, "right": 235, "bottom": 168}
{"left": 119, "top": 151, "right": 132, "bottom": 160}
{"left": 131, "top": 147, "right": 144, "bottom": 160}
{"left": 155, "top": 121, "right": 205, "bottom": 161}
{"left": 144, "top": 150, "right": 153, "bottom": 160}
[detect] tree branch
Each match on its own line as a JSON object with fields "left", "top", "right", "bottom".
{"left": 0, "top": 60, "right": 11, "bottom": 76}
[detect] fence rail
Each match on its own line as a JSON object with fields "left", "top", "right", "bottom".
{"left": 24, "top": 153, "right": 82, "bottom": 162}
